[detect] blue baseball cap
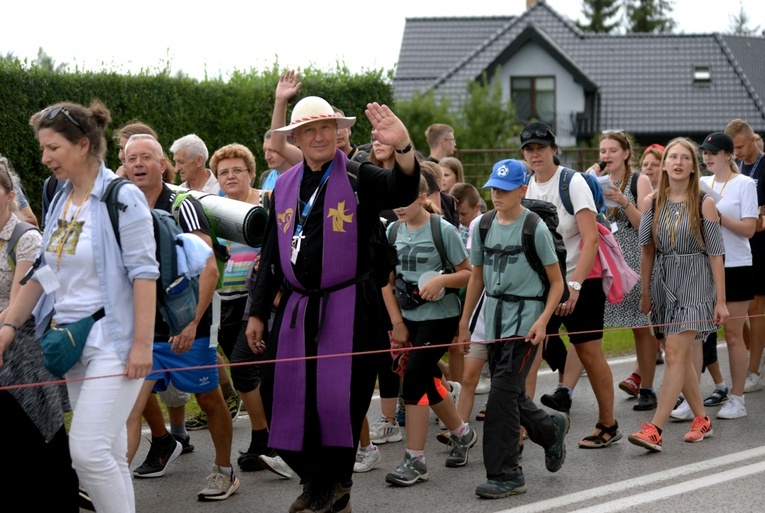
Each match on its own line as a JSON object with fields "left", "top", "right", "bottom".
{"left": 483, "top": 159, "right": 528, "bottom": 191}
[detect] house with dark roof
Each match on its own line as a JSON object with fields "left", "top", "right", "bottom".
{"left": 393, "top": 0, "right": 765, "bottom": 147}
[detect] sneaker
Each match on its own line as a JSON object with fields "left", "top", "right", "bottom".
{"left": 675, "top": 395, "right": 684, "bottom": 409}
{"left": 227, "top": 395, "right": 243, "bottom": 422}
{"left": 439, "top": 381, "right": 462, "bottom": 429}
{"left": 475, "top": 376, "right": 491, "bottom": 395}
{"left": 353, "top": 445, "right": 382, "bottom": 473}
{"left": 436, "top": 429, "right": 451, "bottom": 445}
{"left": 703, "top": 387, "right": 729, "bottom": 407}
{"left": 237, "top": 449, "right": 265, "bottom": 471}
{"left": 475, "top": 477, "right": 526, "bottom": 499}
{"left": 744, "top": 371, "right": 763, "bottom": 393}
{"left": 716, "top": 395, "right": 746, "bottom": 419}
{"left": 633, "top": 389, "right": 658, "bottom": 411}
{"left": 173, "top": 433, "right": 195, "bottom": 454}
{"left": 544, "top": 412, "right": 569, "bottom": 472}
{"left": 369, "top": 415, "right": 403, "bottom": 444}
{"left": 185, "top": 411, "right": 208, "bottom": 431}
{"left": 628, "top": 421, "right": 662, "bottom": 452}
{"left": 197, "top": 466, "right": 240, "bottom": 501}
{"left": 445, "top": 428, "right": 477, "bottom": 467}
{"left": 541, "top": 387, "right": 571, "bottom": 414}
{"left": 670, "top": 397, "right": 693, "bottom": 420}
{"left": 684, "top": 415, "right": 713, "bottom": 443}
{"left": 618, "top": 374, "right": 641, "bottom": 398}
{"left": 396, "top": 397, "right": 406, "bottom": 427}
{"left": 78, "top": 488, "right": 95, "bottom": 511}
{"left": 133, "top": 437, "right": 182, "bottom": 478}
{"left": 259, "top": 453, "right": 294, "bottom": 478}
{"left": 385, "top": 453, "right": 428, "bottom": 486}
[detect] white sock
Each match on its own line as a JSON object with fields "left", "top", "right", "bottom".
{"left": 715, "top": 381, "right": 728, "bottom": 390}
{"left": 360, "top": 444, "right": 375, "bottom": 452}
{"left": 406, "top": 449, "right": 425, "bottom": 460}
{"left": 450, "top": 422, "right": 469, "bottom": 437}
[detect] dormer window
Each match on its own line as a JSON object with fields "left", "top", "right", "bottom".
{"left": 694, "top": 65, "right": 711, "bottom": 84}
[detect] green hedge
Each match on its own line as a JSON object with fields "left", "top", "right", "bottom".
{"left": 0, "top": 61, "right": 392, "bottom": 217}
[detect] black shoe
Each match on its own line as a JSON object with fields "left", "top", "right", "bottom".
{"left": 237, "top": 449, "right": 266, "bottom": 471}
{"left": 541, "top": 387, "right": 572, "bottom": 413}
{"left": 634, "top": 389, "right": 658, "bottom": 411}
{"left": 544, "top": 412, "right": 569, "bottom": 472}
{"left": 133, "top": 437, "right": 182, "bottom": 478}
{"left": 173, "top": 433, "right": 195, "bottom": 454}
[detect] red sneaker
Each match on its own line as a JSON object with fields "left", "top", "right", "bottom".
{"left": 619, "top": 373, "right": 641, "bottom": 398}
{"left": 684, "top": 415, "right": 713, "bottom": 443}
{"left": 628, "top": 421, "right": 662, "bottom": 452}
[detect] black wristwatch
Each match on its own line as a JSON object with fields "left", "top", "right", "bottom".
{"left": 395, "top": 143, "right": 412, "bottom": 155}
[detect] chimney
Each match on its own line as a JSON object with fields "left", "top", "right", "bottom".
{"left": 527, "top": 0, "right": 537, "bottom": 9}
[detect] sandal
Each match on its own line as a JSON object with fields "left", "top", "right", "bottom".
{"left": 578, "top": 421, "right": 622, "bottom": 449}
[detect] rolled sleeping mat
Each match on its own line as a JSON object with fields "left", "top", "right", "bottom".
{"left": 167, "top": 185, "right": 269, "bottom": 248}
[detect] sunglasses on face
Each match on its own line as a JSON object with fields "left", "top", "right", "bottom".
{"left": 521, "top": 129, "right": 551, "bottom": 140}
{"left": 39, "top": 106, "right": 83, "bottom": 132}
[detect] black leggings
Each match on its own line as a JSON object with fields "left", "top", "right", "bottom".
{"left": 400, "top": 316, "right": 460, "bottom": 405}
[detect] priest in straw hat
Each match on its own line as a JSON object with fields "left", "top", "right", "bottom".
{"left": 247, "top": 73, "right": 420, "bottom": 512}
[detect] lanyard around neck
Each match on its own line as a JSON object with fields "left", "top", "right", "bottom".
{"left": 295, "top": 164, "right": 332, "bottom": 237}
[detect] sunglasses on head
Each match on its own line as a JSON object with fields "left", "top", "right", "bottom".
{"left": 602, "top": 129, "right": 626, "bottom": 135}
{"left": 39, "top": 106, "right": 83, "bottom": 132}
{"left": 521, "top": 129, "right": 551, "bottom": 140}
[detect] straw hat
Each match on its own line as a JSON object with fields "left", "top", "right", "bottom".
{"left": 275, "top": 96, "right": 356, "bottom": 133}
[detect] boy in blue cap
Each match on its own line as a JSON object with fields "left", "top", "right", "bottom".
{"left": 458, "top": 159, "right": 569, "bottom": 499}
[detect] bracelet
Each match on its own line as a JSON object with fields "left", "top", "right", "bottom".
{"left": 395, "top": 143, "right": 412, "bottom": 155}
{"left": 622, "top": 199, "right": 630, "bottom": 209}
{"left": 0, "top": 322, "right": 18, "bottom": 334}
{"left": 392, "top": 321, "right": 405, "bottom": 327}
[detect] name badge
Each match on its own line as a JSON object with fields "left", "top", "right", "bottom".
{"left": 35, "top": 265, "right": 61, "bottom": 294}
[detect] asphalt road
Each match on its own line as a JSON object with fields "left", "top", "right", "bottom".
{"left": 123, "top": 344, "right": 765, "bottom": 513}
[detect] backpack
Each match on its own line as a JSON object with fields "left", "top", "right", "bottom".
{"left": 102, "top": 178, "right": 199, "bottom": 336}
{"left": 558, "top": 167, "right": 611, "bottom": 231}
{"left": 172, "top": 191, "right": 230, "bottom": 289}
{"left": 6, "top": 221, "right": 39, "bottom": 270}
{"left": 479, "top": 198, "right": 569, "bottom": 304}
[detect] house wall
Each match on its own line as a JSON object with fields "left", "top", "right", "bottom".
{"left": 492, "top": 41, "right": 585, "bottom": 147}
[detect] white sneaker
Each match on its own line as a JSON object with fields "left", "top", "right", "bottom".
{"left": 258, "top": 454, "right": 294, "bottom": 479}
{"left": 353, "top": 445, "right": 382, "bottom": 473}
{"left": 670, "top": 398, "right": 693, "bottom": 420}
{"left": 440, "top": 381, "right": 462, "bottom": 429}
{"left": 744, "top": 371, "right": 763, "bottom": 393}
{"left": 717, "top": 395, "right": 747, "bottom": 419}
{"left": 475, "top": 376, "right": 491, "bottom": 395}
{"left": 369, "top": 415, "right": 402, "bottom": 444}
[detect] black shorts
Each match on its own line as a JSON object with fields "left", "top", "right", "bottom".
{"left": 702, "top": 331, "right": 718, "bottom": 372}
{"left": 726, "top": 266, "right": 755, "bottom": 302}
{"left": 752, "top": 253, "right": 765, "bottom": 297}
{"left": 546, "top": 278, "right": 605, "bottom": 345}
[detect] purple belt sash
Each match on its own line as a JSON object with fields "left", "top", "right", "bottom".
{"left": 270, "top": 148, "right": 358, "bottom": 450}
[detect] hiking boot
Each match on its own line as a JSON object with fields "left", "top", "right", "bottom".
{"left": 744, "top": 371, "right": 763, "bottom": 393}
{"left": 289, "top": 484, "right": 315, "bottom": 513}
{"left": 173, "top": 433, "right": 195, "bottom": 454}
{"left": 703, "top": 387, "right": 729, "bottom": 407}
{"left": 670, "top": 397, "right": 693, "bottom": 420}
{"left": 716, "top": 395, "right": 746, "bottom": 419}
{"left": 197, "top": 465, "right": 239, "bottom": 501}
{"left": 259, "top": 453, "right": 294, "bottom": 478}
{"left": 369, "top": 414, "right": 402, "bottom": 444}
{"left": 329, "top": 482, "right": 352, "bottom": 513}
{"left": 544, "top": 412, "right": 569, "bottom": 472}
{"left": 684, "top": 415, "right": 713, "bottom": 443}
{"left": 445, "top": 428, "right": 477, "bottom": 468}
{"left": 541, "top": 387, "right": 571, "bottom": 414}
{"left": 353, "top": 445, "right": 381, "bottom": 473}
{"left": 133, "top": 437, "right": 182, "bottom": 478}
{"left": 385, "top": 453, "right": 428, "bottom": 486}
{"left": 185, "top": 411, "right": 208, "bottom": 431}
{"left": 628, "top": 421, "right": 662, "bottom": 452}
{"left": 227, "top": 395, "right": 243, "bottom": 422}
{"left": 618, "top": 373, "right": 641, "bottom": 398}
{"left": 475, "top": 477, "right": 526, "bottom": 499}
{"left": 633, "top": 389, "right": 658, "bottom": 411}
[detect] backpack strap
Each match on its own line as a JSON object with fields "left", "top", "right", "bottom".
{"left": 101, "top": 177, "right": 130, "bottom": 248}
{"left": 478, "top": 210, "right": 497, "bottom": 249}
{"left": 6, "top": 221, "right": 39, "bottom": 269}
{"left": 45, "top": 175, "right": 59, "bottom": 204}
{"left": 429, "top": 213, "right": 451, "bottom": 273}
{"left": 558, "top": 167, "right": 575, "bottom": 216}
{"left": 630, "top": 172, "right": 640, "bottom": 201}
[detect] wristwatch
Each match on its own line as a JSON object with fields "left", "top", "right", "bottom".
{"left": 567, "top": 281, "right": 582, "bottom": 292}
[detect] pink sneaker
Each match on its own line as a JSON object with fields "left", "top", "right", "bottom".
{"left": 684, "top": 415, "right": 713, "bottom": 443}
{"left": 628, "top": 421, "right": 662, "bottom": 452}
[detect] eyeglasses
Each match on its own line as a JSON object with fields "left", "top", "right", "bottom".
{"left": 521, "top": 129, "right": 551, "bottom": 140}
{"left": 217, "top": 167, "right": 249, "bottom": 178}
{"left": 443, "top": 138, "right": 456, "bottom": 143}
{"left": 602, "top": 129, "right": 626, "bottom": 135}
{"left": 39, "top": 106, "right": 83, "bottom": 132}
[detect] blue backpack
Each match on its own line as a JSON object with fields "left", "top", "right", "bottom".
{"left": 558, "top": 167, "right": 611, "bottom": 230}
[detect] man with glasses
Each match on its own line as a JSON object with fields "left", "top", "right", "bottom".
{"left": 425, "top": 123, "right": 457, "bottom": 163}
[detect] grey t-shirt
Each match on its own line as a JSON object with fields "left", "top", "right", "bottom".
{"left": 470, "top": 209, "right": 557, "bottom": 339}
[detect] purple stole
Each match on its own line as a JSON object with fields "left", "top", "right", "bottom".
{"left": 270, "top": 149, "right": 358, "bottom": 450}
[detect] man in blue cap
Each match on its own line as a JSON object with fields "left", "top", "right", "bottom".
{"left": 457, "top": 158, "right": 569, "bottom": 499}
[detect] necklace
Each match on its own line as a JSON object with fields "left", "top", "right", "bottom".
{"left": 56, "top": 181, "right": 95, "bottom": 269}
{"left": 713, "top": 170, "right": 733, "bottom": 196}
{"left": 663, "top": 199, "right": 685, "bottom": 252}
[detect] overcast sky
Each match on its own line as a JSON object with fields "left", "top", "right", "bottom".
{"left": 3, "top": 0, "right": 764, "bottom": 80}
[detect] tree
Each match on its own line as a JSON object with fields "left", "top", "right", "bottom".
{"left": 458, "top": 72, "right": 520, "bottom": 150}
{"left": 729, "top": 2, "right": 761, "bottom": 35}
{"left": 576, "top": 0, "right": 622, "bottom": 33}
{"left": 624, "top": 0, "right": 676, "bottom": 33}
{"left": 33, "top": 47, "right": 68, "bottom": 73}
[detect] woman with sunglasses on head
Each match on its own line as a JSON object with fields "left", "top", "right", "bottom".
{"left": 628, "top": 137, "right": 727, "bottom": 452}
{"left": 0, "top": 101, "right": 159, "bottom": 512}
{"left": 0, "top": 163, "right": 80, "bottom": 510}
{"left": 521, "top": 121, "right": 621, "bottom": 449}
